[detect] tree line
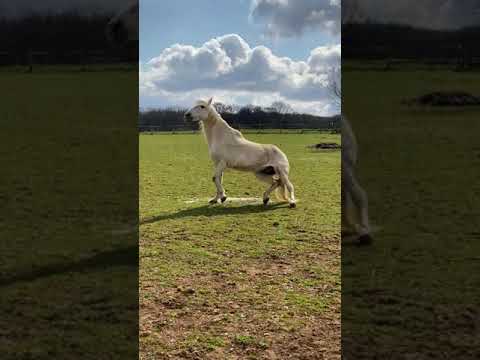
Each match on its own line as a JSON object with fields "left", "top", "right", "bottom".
{"left": 0, "top": 12, "right": 134, "bottom": 65}
{"left": 343, "top": 22, "right": 480, "bottom": 64}
{"left": 139, "top": 103, "right": 340, "bottom": 132}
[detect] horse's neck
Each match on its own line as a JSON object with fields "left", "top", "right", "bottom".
{"left": 202, "top": 112, "right": 232, "bottom": 148}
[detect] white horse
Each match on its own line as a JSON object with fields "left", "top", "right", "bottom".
{"left": 342, "top": 115, "right": 372, "bottom": 244}
{"left": 185, "top": 98, "right": 297, "bottom": 208}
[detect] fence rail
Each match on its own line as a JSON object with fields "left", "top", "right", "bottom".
{"left": 139, "top": 122, "right": 340, "bottom": 134}
{"left": 139, "top": 127, "right": 338, "bottom": 134}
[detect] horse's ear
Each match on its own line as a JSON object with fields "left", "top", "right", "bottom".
{"left": 207, "top": 97, "right": 213, "bottom": 106}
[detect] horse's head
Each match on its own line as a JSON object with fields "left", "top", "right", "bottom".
{"left": 106, "top": 1, "right": 138, "bottom": 46}
{"left": 184, "top": 98, "right": 214, "bottom": 123}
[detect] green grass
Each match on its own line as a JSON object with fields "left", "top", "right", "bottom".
{"left": 233, "top": 334, "right": 268, "bottom": 349}
{"left": 343, "top": 65, "right": 480, "bottom": 358}
{"left": 141, "top": 128, "right": 337, "bottom": 135}
{"left": 140, "top": 132, "right": 341, "bottom": 359}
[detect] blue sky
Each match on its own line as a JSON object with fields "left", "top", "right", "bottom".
{"left": 140, "top": 0, "right": 341, "bottom": 115}
{"left": 140, "top": 0, "right": 335, "bottom": 63}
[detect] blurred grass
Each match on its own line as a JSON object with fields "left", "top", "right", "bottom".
{"left": 0, "top": 69, "right": 138, "bottom": 359}
{"left": 342, "top": 65, "right": 480, "bottom": 358}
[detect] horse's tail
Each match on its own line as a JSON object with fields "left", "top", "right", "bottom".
{"left": 273, "top": 163, "right": 290, "bottom": 201}
{"left": 275, "top": 184, "right": 289, "bottom": 201}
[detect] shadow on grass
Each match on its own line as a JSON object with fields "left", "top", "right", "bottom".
{"left": 140, "top": 202, "right": 289, "bottom": 226}
{"left": 0, "top": 245, "right": 138, "bottom": 287}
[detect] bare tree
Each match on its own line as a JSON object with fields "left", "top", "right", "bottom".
{"left": 270, "top": 101, "right": 294, "bottom": 114}
{"left": 213, "top": 102, "right": 234, "bottom": 114}
{"left": 327, "top": 66, "right": 341, "bottom": 112}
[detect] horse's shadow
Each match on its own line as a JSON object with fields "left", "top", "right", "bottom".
{"left": 2, "top": 204, "right": 286, "bottom": 287}
{"left": 140, "top": 202, "right": 288, "bottom": 225}
{"left": 1, "top": 245, "right": 138, "bottom": 287}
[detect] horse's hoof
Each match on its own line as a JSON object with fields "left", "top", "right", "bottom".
{"left": 289, "top": 202, "right": 296, "bottom": 208}
{"left": 220, "top": 196, "right": 227, "bottom": 203}
{"left": 209, "top": 199, "right": 218, "bottom": 204}
{"left": 357, "top": 234, "right": 373, "bottom": 246}
{"left": 263, "top": 197, "right": 269, "bottom": 205}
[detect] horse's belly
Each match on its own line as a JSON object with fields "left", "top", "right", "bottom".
{"left": 228, "top": 151, "right": 264, "bottom": 170}
{"left": 210, "top": 143, "right": 268, "bottom": 170}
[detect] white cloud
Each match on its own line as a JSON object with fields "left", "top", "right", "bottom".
{"left": 343, "top": 0, "right": 480, "bottom": 30}
{"left": 308, "top": 44, "right": 341, "bottom": 73}
{"left": 250, "top": 0, "right": 480, "bottom": 35}
{"left": 250, "top": 0, "right": 341, "bottom": 37}
{"left": 140, "top": 34, "right": 340, "bottom": 115}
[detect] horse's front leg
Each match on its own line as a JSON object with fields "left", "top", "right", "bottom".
{"left": 210, "top": 161, "right": 227, "bottom": 204}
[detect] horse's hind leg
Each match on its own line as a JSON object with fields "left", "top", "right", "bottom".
{"left": 262, "top": 180, "right": 280, "bottom": 205}
{"left": 278, "top": 169, "right": 296, "bottom": 208}
{"left": 342, "top": 163, "right": 371, "bottom": 243}
{"left": 284, "top": 178, "right": 296, "bottom": 208}
{"left": 341, "top": 186, "right": 357, "bottom": 236}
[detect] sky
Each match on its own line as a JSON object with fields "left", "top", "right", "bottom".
{"left": 139, "top": 0, "right": 341, "bottom": 115}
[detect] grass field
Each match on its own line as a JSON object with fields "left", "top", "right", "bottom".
{"left": 343, "top": 66, "right": 480, "bottom": 358}
{"left": 0, "top": 69, "right": 138, "bottom": 359}
{"left": 140, "top": 132, "right": 341, "bottom": 359}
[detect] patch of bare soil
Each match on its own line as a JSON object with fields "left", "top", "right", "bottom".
{"left": 403, "top": 91, "right": 480, "bottom": 107}
{"left": 308, "top": 143, "right": 341, "bottom": 150}
{"left": 140, "top": 250, "right": 340, "bottom": 360}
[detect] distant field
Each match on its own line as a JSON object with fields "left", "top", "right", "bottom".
{"left": 343, "top": 59, "right": 464, "bottom": 72}
{"left": 140, "top": 133, "right": 341, "bottom": 359}
{"left": 343, "top": 66, "right": 480, "bottom": 358}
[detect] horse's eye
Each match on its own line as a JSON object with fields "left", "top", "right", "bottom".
{"left": 200, "top": 105, "right": 205, "bottom": 109}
